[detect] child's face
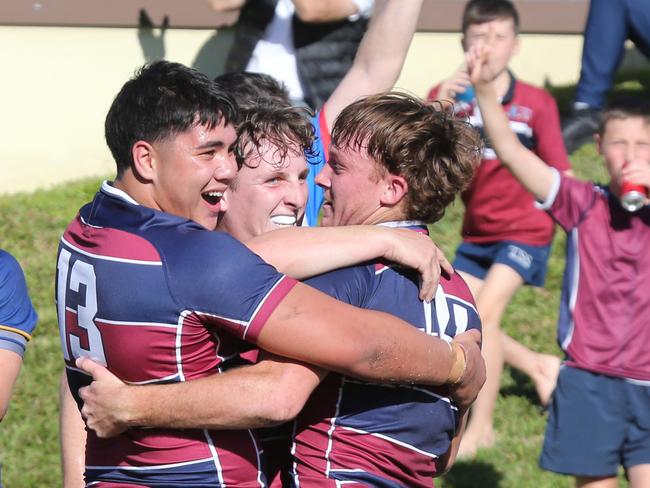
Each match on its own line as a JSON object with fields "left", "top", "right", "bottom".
{"left": 462, "top": 18, "right": 519, "bottom": 83}
{"left": 597, "top": 116, "right": 650, "bottom": 192}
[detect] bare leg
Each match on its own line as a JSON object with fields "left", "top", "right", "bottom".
{"left": 575, "top": 476, "right": 618, "bottom": 488}
{"left": 502, "top": 333, "right": 560, "bottom": 407}
{"left": 457, "top": 265, "right": 523, "bottom": 458}
{"left": 628, "top": 463, "right": 650, "bottom": 488}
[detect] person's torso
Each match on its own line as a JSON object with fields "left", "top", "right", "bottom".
{"left": 57, "top": 183, "right": 293, "bottom": 487}
{"left": 550, "top": 176, "right": 650, "bottom": 381}
{"left": 289, "top": 224, "right": 481, "bottom": 487}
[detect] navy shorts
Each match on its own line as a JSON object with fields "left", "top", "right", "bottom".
{"left": 540, "top": 365, "right": 650, "bottom": 477}
{"left": 453, "top": 240, "right": 551, "bottom": 287}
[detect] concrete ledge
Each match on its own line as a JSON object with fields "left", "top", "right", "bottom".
{"left": 1, "top": 0, "right": 588, "bottom": 33}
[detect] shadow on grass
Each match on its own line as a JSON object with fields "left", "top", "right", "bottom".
{"left": 500, "top": 368, "right": 539, "bottom": 407}
{"left": 442, "top": 459, "right": 503, "bottom": 488}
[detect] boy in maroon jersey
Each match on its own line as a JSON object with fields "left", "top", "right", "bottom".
{"left": 427, "top": 0, "right": 571, "bottom": 457}
{"left": 471, "top": 37, "right": 650, "bottom": 488}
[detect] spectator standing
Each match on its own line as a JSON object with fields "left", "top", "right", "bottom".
{"left": 212, "top": 0, "right": 374, "bottom": 109}
{"left": 428, "top": 0, "right": 570, "bottom": 458}
{"left": 562, "top": 0, "right": 650, "bottom": 153}
{"left": 472, "top": 35, "right": 650, "bottom": 486}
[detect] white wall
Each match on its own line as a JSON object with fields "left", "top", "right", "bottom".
{"left": 1, "top": 26, "right": 587, "bottom": 195}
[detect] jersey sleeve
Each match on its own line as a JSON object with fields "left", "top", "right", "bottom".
{"left": 0, "top": 250, "right": 38, "bottom": 357}
{"left": 303, "top": 108, "right": 330, "bottom": 227}
{"left": 532, "top": 90, "right": 572, "bottom": 172}
{"left": 539, "top": 171, "right": 599, "bottom": 231}
{"left": 161, "top": 230, "right": 297, "bottom": 343}
{"left": 304, "top": 264, "right": 374, "bottom": 308}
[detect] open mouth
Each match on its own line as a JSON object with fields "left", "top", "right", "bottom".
{"left": 202, "top": 191, "right": 223, "bottom": 206}
{"left": 270, "top": 215, "right": 297, "bottom": 227}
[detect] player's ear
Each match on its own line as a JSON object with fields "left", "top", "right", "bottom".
{"left": 132, "top": 141, "right": 156, "bottom": 181}
{"left": 380, "top": 174, "right": 408, "bottom": 206}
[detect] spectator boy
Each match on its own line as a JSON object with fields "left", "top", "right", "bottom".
{"left": 471, "top": 38, "right": 650, "bottom": 488}
{"left": 427, "top": 0, "right": 571, "bottom": 458}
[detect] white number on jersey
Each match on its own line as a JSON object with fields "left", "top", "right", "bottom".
{"left": 57, "top": 249, "right": 107, "bottom": 365}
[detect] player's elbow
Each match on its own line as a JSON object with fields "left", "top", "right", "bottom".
{"left": 263, "top": 392, "right": 307, "bottom": 424}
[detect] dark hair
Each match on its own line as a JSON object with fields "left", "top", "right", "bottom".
{"left": 214, "top": 71, "right": 291, "bottom": 115}
{"left": 105, "top": 61, "right": 237, "bottom": 177}
{"left": 331, "top": 92, "right": 482, "bottom": 224}
{"left": 598, "top": 96, "right": 650, "bottom": 136}
{"left": 234, "top": 103, "right": 315, "bottom": 177}
{"left": 462, "top": 0, "right": 519, "bottom": 34}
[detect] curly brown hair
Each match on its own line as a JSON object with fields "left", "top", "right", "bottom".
{"left": 234, "top": 103, "right": 316, "bottom": 176}
{"left": 331, "top": 92, "right": 482, "bottom": 224}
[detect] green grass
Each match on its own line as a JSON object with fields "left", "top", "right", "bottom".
{"left": 0, "top": 142, "right": 620, "bottom": 487}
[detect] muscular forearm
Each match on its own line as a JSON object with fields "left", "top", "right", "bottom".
{"left": 325, "top": 0, "right": 422, "bottom": 126}
{"left": 246, "top": 226, "right": 394, "bottom": 279}
{"left": 259, "top": 283, "right": 467, "bottom": 386}
{"left": 292, "top": 0, "right": 359, "bottom": 23}
{"left": 112, "top": 360, "right": 322, "bottom": 431}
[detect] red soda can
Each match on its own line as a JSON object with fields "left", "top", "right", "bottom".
{"left": 620, "top": 181, "right": 648, "bottom": 212}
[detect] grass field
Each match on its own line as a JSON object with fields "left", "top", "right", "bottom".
{"left": 0, "top": 137, "right": 622, "bottom": 487}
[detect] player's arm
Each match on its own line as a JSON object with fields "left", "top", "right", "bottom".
{"left": 207, "top": 0, "right": 245, "bottom": 12}
{"left": 256, "top": 282, "right": 481, "bottom": 389}
{"left": 59, "top": 371, "right": 86, "bottom": 488}
{"left": 324, "top": 0, "right": 422, "bottom": 128}
{"left": 0, "top": 350, "right": 22, "bottom": 421}
{"left": 292, "top": 0, "right": 364, "bottom": 23}
{"left": 77, "top": 285, "right": 483, "bottom": 437}
{"left": 468, "top": 45, "right": 555, "bottom": 202}
{"left": 246, "top": 225, "right": 452, "bottom": 301}
{"left": 77, "top": 354, "right": 325, "bottom": 437}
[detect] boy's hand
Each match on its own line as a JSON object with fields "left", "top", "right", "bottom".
{"left": 465, "top": 43, "right": 492, "bottom": 89}
{"left": 436, "top": 65, "right": 472, "bottom": 102}
{"left": 621, "top": 159, "right": 650, "bottom": 205}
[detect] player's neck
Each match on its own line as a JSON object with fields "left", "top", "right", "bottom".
{"left": 113, "top": 172, "right": 158, "bottom": 211}
{"left": 364, "top": 206, "right": 408, "bottom": 226}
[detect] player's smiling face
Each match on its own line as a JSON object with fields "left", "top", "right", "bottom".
{"left": 218, "top": 140, "right": 308, "bottom": 241}
{"left": 316, "top": 144, "right": 388, "bottom": 227}
{"left": 149, "top": 121, "right": 238, "bottom": 230}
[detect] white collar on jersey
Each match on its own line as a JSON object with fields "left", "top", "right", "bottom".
{"left": 377, "top": 220, "right": 427, "bottom": 228}
{"left": 101, "top": 180, "right": 140, "bottom": 206}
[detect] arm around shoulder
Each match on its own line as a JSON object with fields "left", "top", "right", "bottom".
{"left": 256, "top": 282, "right": 468, "bottom": 385}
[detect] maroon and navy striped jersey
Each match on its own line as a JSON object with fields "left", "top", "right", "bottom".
{"left": 56, "top": 182, "right": 297, "bottom": 487}
{"left": 288, "top": 222, "right": 481, "bottom": 487}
